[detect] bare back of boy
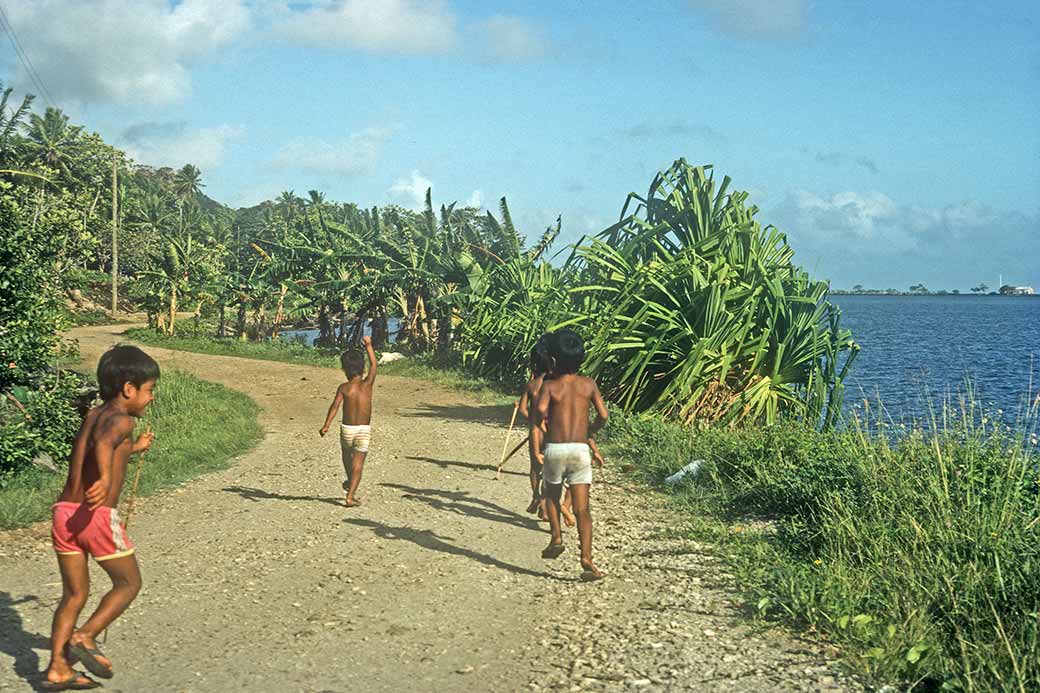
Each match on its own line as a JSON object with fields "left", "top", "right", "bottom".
{"left": 541, "top": 374, "right": 607, "bottom": 444}
{"left": 338, "top": 378, "right": 374, "bottom": 426}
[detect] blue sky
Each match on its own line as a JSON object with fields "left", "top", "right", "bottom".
{"left": 3, "top": 0, "right": 1038, "bottom": 290}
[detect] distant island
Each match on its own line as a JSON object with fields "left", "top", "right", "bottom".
{"left": 831, "top": 284, "right": 1037, "bottom": 296}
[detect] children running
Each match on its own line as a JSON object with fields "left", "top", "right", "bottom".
{"left": 533, "top": 329, "right": 609, "bottom": 581}
{"left": 44, "top": 345, "right": 158, "bottom": 691}
{"left": 320, "top": 335, "right": 377, "bottom": 507}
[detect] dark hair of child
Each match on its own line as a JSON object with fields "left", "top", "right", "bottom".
{"left": 97, "top": 345, "right": 161, "bottom": 401}
{"left": 530, "top": 332, "right": 554, "bottom": 376}
{"left": 550, "top": 329, "right": 585, "bottom": 375}
{"left": 340, "top": 350, "right": 366, "bottom": 378}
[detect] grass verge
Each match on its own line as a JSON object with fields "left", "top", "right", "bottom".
{"left": 0, "top": 369, "right": 263, "bottom": 529}
{"left": 605, "top": 408, "right": 1039, "bottom": 691}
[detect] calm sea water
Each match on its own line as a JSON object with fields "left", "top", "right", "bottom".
{"left": 833, "top": 296, "right": 1039, "bottom": 423}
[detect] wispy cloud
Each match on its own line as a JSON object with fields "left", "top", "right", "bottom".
{"left": 477, "top": 15, "right": 550, "bottom": 63}
{"left": 271, "top": 127, "right": 396, "bottom": 176}
{"left": 387, "top": 170, "right": 434, "bottom": 209}
{"left": 2, "top": 0, "right": 250, "bottom": 106}
{"left": 275, "top": 0, "right": 457, "bottom": 55}
{"left": 805, "top": 147, "right": 880, "bottom": 174}
{"left": 119, "top": 121, "right": 243, "bottom": 171}
{"left": 688, "top": 0, "right": 808, "bottom": 38}
{"left": 617, "top": 121, "right": 728, "bottom": 144}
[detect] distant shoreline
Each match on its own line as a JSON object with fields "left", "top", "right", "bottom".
{"left": 831, "top": 292, "right": 1038, "bottom": 298}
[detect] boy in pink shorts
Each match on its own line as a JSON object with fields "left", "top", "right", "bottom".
{"left": 43, "top": 345, "right": 157, "bottom": 691}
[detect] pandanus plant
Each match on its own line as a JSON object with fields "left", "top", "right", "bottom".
{"left": 571, "top": 159, "right": 858, "bottom": 427}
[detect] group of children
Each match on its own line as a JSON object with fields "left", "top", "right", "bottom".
{"left": 43, "top": 329, "right": 607, "bottom": 689}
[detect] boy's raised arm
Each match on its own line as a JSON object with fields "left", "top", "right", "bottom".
{"left": 320, "top": 386, "right": 344, "bottom": 437}
{"left": 363, "top": 335, "right": 377, "bottom": 384}
{"left": 86, "top": 416, "right": 133, "bottom": 509}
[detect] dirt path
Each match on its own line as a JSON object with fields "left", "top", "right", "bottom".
{"left": 0, "top": 325, "right": 859, "bottom": 692}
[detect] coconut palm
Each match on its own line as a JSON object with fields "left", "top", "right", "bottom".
{"left": 23, "top": 107, "right": 83, "bottom": 178}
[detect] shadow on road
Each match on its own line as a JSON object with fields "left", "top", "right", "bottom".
{"left": 343, "top": 517, "right": 553, "bottom": 579}
{"left": 405, "top": 455, "right": 526, "bottom": 478}
{"left": 382, "top": 482, "right": 541, "bottom": 531}
{"left": 222, "top": 485, "right": 344, "bottom": 507}
{"left": 398, "top": 403, "right": 516, "bottom": 427}
{"left": 0, "top": 592, "right": 50, "bottom": 690}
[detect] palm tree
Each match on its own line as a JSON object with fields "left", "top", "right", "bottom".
{"left": 0, "top": 82, "right": 33, "bottom": 166}
{"left": 23, "top": 107, "right": 83, "bottom": 177}
{"left": 173, "top": 164, "right": 204, "bottom": 201}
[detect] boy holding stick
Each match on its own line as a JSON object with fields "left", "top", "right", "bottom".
{"left": 44, "top": 345, "right": 158, "bottom": 690}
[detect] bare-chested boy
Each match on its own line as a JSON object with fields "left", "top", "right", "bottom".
{"left": 43, "top": 345, "right": 158, "bottom": 690}
{"left": 533, "top": 329, "right": 608, "bottom": 581}
{"left": 320, "top": 335, "right": 377, "bottom": 507}
{"left": 517, "top": 334, "right": 559, "bottom": 519}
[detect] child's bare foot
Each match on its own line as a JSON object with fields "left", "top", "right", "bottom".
{"left": 561, "top": 506, "right": 576, "bottom": 527}
{"left": 40, "top": 668, "right": 100, "bottom": 691}
{"left": 66, "top": 633, "right": 113, "bottom": 679}
{"left": 344, "top": 497, "right": 362, "bottom": 507}
{"left": 541, "top": 541, "right": 565, "bottom": 559}
{"left": 580, "top": 560, "right": 605, "bottom": 581}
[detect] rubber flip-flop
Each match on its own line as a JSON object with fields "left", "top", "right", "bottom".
{"left": 580, "top": 569, "right": 605, "bottom": 582}
{"left": 39, "top": 670, "right": 101, "bottom": 691}
{"left": 66, "top": 641, "right": 113, "bottom": 679}
{"left": 541, "top": 543, "right": 565, "bottom": 559}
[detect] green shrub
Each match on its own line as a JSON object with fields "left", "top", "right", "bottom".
{"left": 0, "top": 181, "right": 67, "bottom": 389}
{"left": 0, "top": 369, "right": 83, "bottom": 485}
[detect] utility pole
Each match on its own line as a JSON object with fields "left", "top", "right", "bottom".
{"left": 111, "top": 152, "right": 118, "bottom": 316}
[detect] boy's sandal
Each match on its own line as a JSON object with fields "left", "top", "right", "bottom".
{"left": 541, "top": 543, "right": 565, "bottom": 559}
{"left": 39, "top": 671, "right": 101, "bottom": 691}
{"left": 66, "top": 641, "right": 113, "bottom": 679}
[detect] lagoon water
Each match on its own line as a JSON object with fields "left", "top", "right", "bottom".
{"left": 833, "top": 295, "right": 1039, "bottom": 423}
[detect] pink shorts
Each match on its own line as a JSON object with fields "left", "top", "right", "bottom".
{"left": 51, "top": 502, "right": 135, "bottom": 561}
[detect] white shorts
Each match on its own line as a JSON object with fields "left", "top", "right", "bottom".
{"left": 542, "top": 443, "right": 592, "bottom": 486}
{"left": 340, "top": 424, "right": 371, "bottom": 454}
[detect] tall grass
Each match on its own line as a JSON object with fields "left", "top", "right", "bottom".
{"left": 0, "top": 369, "right": 262, "bottom": 529}
{"left": 606, "top": 398, "right": 1039, "bottom": 690}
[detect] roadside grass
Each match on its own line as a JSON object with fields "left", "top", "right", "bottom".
{"left": 0, "top": 369, "right": 263, "bottom": 529}
{"left": 605, "top": 407, "right": 1040, "bottom": 691}
{"left": 116, "top": 329, "right": 1040, "bottom": 690}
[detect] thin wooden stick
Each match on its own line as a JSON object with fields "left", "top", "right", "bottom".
{"left": 123, "top": 428, "right": 150, "bottom": 529}
{"left": 497, "top": 435, "right": 530, "bottom": 472}
{"left": 496, "top": 403, "right": 520, "bottom": 480}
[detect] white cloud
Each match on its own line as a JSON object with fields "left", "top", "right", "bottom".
{"left": 387, "top": 170, "right": 434, "bottom": 209}
{"left": 119, "top": 122, "right": 243, "bottom": 171}
{"left": 276, "top": 0, "right": 457, "bottom": 54}
{"left": 466, "top": 189, "right": 484, "bottom": 209}
{"left": 1, "top": 0, "right": 250, "bottom": 106}
{"left": 271, "top": 127, "right": 395, "bottom": 176}
{"left": 770, "top": 190, "right": 1040, "bottom": 288}
{"left": 478, "top": 15, "right": 549, "bottom": 62}
{"left": 688, "top": 0, "right": 807, "bottom": 37}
